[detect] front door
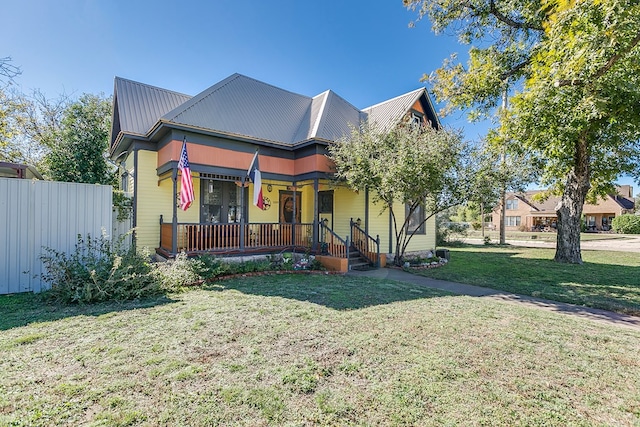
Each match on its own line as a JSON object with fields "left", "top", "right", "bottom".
{"left": 279, "top": 191, "right": 301, "bottom": 223}
{"left": 201, "top": 180, "right": 245, "bottom": 223}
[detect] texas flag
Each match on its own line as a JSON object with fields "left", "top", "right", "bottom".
{"left": 247, "top": 150, "right": 264, "bottom": 210}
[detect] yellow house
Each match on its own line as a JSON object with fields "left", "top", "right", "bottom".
{"left": 109, "top": 74, "right": 440, "bottom": 270}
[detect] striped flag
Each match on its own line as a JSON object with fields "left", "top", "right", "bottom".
{"left": 178, "top": 140, "right": 195, "bottom": 211}
{"left": 247, "top": 150, "right": 264, "bottom": 210}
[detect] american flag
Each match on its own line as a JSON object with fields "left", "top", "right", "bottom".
{"left": 178, "top": 140, "right": 194, "bottom": 211}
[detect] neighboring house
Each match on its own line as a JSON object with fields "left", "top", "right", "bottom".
{"left": 109, "top": 74, "right": 440, "bottom": 269}
{"left": 492, "top": 186, "right": 636, "bottom": 232}
{"left": 0, "top": 162, "right": 43, "bottom": 180}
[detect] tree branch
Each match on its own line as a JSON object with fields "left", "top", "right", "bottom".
{"left": 594, "top": 30, "right": 640, "bottom": 81}
{"left": 489, "top": 0, "right": 543, "bottom": 31}
{"left": 554, "top": 30, "right": 640, "bottom": 88}
{"left": 500, "top": 59, "right": 529, "bottom": 81}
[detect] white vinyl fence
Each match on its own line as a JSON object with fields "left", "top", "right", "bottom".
{"left": 0, "top": 178, "right": 116, "bottom": 294}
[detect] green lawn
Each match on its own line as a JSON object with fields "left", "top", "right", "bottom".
{"left": 416, "top": 245, "right": 640, "bottom": 315}
{"left": 2, "top": 275, "right": 640, "bottom": 426}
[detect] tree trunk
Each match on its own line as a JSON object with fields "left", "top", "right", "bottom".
{"left": 499, "top": 186, "right": 506, "bottom": 245}
{"left": 554, "top": 136, "right": 590, "bottom": 264}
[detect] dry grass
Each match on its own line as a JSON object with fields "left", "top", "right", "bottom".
{"left": 1, "top": 274, "right": 639, "bottom": 426}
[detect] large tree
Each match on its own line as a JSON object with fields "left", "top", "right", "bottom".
{"left": 405, "top": 0, "right": 640, "bottom": 263}
{"left": 42, "top": 93, "right": 114, "bottom": 185}
{"left": 329, "top": 121, "right": 472, "bottom": 266}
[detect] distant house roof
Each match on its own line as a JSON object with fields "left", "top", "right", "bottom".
{"left": 613, "top": 194, "right": 635, "bottom": 210}
{"left": 110, "top": 74, "right": 436, "bottom": 153}
{"left": 0, "top": 162, "right": 43, "bottom": 180}
{"left": 504, "top": 188, "right": 635, "bottom": 213}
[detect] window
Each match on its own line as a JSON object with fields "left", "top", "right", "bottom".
{"left": 506, "top": 216, "right": 521, "bottom": 226}
{"left": 410, "top": 112, "right": 422, "bottom": 128}
{"left": 121, "top": 172, "right": 129, "bottom": 192}
{"left": 318, "top": 191, "right": 333, "bottom": 214}
{"left": 506, "top": 199, "right": 519, "bottom": 210}
{"left": 406, "top": 204, "right": 425, "bottom": 234}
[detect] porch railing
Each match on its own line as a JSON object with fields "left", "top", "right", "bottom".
{"left": 318, "top": 221, "right": 349, "bottom": 259}
{"left": 159, "top": 219, "right": 315, "bottom": 254}
{"left": 350, "top": 218, "right": 380, "bottom": 267}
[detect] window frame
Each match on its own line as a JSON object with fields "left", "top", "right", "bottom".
{"left": 405, "top": 203, "right": 426, "bottom": 235}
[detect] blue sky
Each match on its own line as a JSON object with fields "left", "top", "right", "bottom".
{"left": 2, "top": 0, "right": 636, "bottom": 191}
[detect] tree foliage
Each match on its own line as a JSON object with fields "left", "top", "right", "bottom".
{"left": 42, "top": 93, "right": 114, "bottom": 185}
{"left": 405, "top": 0, "right": 640, "bottom": 263}
{"left": 329, "top": 121, "right": 472, "bottom": 265}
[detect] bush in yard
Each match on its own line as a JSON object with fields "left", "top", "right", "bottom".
{"left": 611, "top": 214, "right": 640, "bottom": 234}
{"left": 153, "top": 252, "right": 208, "bottom": 289}
{"left": 41, "top": 233, "right": 158, "bottom": 304}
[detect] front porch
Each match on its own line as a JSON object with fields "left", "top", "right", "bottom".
{"left": 157, "top": 219, "right": 382, "bottom": 271}
{"left": 159, "top": 221, "right": 317, "bottom": 256}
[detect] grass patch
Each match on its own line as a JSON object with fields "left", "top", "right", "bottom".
{"left": 416, "top": 245, "right": 640, "bottom": 315}
{"left": 1, "top": 274, "right": 639, "bottom": 425}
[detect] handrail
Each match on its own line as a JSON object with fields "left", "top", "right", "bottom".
{"left": 318, "top": 221, "right": 349, "bottom": 259}
{"left": 350, "top": 218, "right": 380, "bottom": 267}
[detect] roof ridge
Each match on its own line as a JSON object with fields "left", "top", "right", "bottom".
{"left": 309, "top": 91, "right": 330, "bottom": 138}
{"left": 234, "top": 73, "right": 313, "bottom": 101}
{"left": 114, "top": 76, "right": 192, "bottom": 98}
{"left": 362, "top": 87, "right": 424, "bottom": 111}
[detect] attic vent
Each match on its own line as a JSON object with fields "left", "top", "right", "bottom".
{"left": 200, "top": 173, "right": 242, "bottom": 182}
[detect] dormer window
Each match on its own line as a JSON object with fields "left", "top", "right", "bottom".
{"left": 410, "top": 112, "right": 423, "bottom": 128}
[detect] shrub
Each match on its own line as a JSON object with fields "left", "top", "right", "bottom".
{"left": 153, "top": 252, "right": 206, "bottom": 290}
{"left": 471, "top": 221, "right": 482, "bottom": 231}
{"left": 612, "top": 214, "right": 640, "bottom": 234}
{"left": 437, "top": 222, "right": 468, "bottom": 245}
{"left": 41, "top": 233, "right": 157, "bottom": 304}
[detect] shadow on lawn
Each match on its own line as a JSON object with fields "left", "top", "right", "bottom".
{"left": 206, "top": 273, "right": 452, "bottom": 311}
{"left": 0, "top": 293, "right": 178, "bottom": 331}
{"left": 421, "top": 245, "right": 640, "bottom": 316}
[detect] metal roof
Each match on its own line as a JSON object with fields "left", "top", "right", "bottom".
{"left": 162, "top": 74, "right": 313, "bottom": 145}
{"left": 111, "top": 74, "right": 437, "bottom": 147}
{"left": 313, "top": 90, "right": 364, "bottom": 141}
{"left": 112, "top": 77, "right": 192, "bottom": 138}
{"left": 362, "top": 88, "right": 426, "bottom": 131}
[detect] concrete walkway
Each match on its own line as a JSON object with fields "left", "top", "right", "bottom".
{"left": 466, "top": 234, "right": 640, "bottom": 253}
{"left": 348, "top": 267, "right": 640, "bottom": 331}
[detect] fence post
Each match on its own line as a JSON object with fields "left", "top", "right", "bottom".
{"left": 376, "top": 234, "right": 380, "bottom": 267}
{"left": 346, "top": 236, "right": 350, "bottom": 270}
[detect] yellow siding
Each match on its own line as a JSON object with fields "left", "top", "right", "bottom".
{"left": 136, "top": 150, "right": 200, "bottom": 250}
{"left": 366, "top": 197, "right": 436, "bottom": 255}
{"left": 332, "top": 185, "right": 365, "bottom": 238}
{"left": 299, "top": 180, "right": 315, "bottom": 224}
{"left": 247, "top": 179, "right": 285, "bottom": 223}
{"left": 390, "top": 199, "right": 436, "bottom": 253}
{"left": 368, "top": 198, "right": 392, "bottom": 253}
{"left": 119, "top": 152, "right": 135, "bottom": 193}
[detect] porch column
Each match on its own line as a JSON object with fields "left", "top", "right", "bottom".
{"left": 365, "top": 187, "right": 369, "bottom": 236}
{"left": 292, "top": 181, "right": 297, "bottom": 247}
{"left": 313, "top": 178, "right": 319, "bottom": 251}
{"left": 171, "top": 168, "right": 178, "bottom": 255}
{"left": 240, "top": 176, "right": 246, "bottom": 250}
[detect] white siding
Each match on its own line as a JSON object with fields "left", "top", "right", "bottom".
{"left": 0, "top": 179, "right": 112, "bottom": 294}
